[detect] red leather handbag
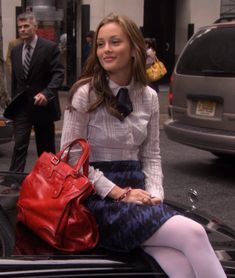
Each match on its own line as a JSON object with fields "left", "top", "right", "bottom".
{"left": 17, "top": 138, "right": 99, "bottom": 253}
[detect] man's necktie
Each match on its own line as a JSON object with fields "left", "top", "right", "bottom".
{"left": 23, "top": 44, "right": 31, "bottom": 79}
{"left": 116, "top": 88, "right": 133, "bottom": 118}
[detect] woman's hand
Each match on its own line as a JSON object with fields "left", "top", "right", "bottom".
{"left": 149, "top": 197, "right": 162, "bottom": 205}
{"left": 119, "top": 188, "right": 150, "bottom": 204}
{"left": 122, "top": 188, "right": 161, "bottom": 205}
{"left": 109, "top": 186, "right": 162, "bottom": 205}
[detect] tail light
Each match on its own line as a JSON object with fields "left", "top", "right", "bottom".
{"left": 168, "top": 75, "right": 174, "bottom": 105}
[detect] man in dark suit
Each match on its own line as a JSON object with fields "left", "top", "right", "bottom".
{"left": 8, "top": 12, "right": 64, "bottom": 172}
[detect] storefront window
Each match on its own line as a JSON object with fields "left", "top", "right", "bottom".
{"left": 23, "top": 0, "right": 76, "bottom": 88}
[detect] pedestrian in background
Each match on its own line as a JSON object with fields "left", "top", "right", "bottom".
{"left": 5, "top": 38, "right": 23, "bottom": 96}
{"left": 145, "top": 37, "right": 159, "bottom": 92}
{"left": 61, "top": 13, "right": 226, "bottom": 278}
{"left": 6, "top": 38, "right": 23, "bottom": 76}
{"left": 59, "top": 33, "right": 68, "bottom": 89}
{"left": 7, "top": 12, "right": 64, "bottom": 172}
{"left": 83, "top": 30, "right": 95, "bottom": 66}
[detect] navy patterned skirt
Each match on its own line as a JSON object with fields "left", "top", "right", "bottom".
{"left": 85, "top": 160, "right": 178, "bottom": 252}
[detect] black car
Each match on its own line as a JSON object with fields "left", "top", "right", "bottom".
{"left": 0, "top": 171, "right": 234, "bottom": 277}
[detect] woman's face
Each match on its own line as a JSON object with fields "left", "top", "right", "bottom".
{"left": 96, "top": 22, "right": 133, "bottom": 82}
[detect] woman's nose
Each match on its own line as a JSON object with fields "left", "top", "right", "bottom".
{"left": 103, "top": 43, "right": 111, "bottom": 52}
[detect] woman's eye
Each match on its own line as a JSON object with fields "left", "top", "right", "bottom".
{"left": 97, "top": 42, "right": 104, "bottom": 48}
{"left": 112, "top": 40, "right": 120, "bottom": 45}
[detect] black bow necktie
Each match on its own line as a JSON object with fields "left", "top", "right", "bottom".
{"left": 116, "top": 88, "right": 133, "bottom": 118}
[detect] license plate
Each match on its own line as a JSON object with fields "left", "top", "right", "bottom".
{"left": 0, "top": 120, "right": 6, "bottom": 127}
{"left": 196, "top": 100, "right": 216, "bottom": 117}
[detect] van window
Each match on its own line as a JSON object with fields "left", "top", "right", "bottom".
{"left": 176, "top": 26, "right": 235, "bottom": 76}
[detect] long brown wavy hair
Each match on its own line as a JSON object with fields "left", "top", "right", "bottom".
{"left": 68, "top": 13, "right": 148, "bottom": 120}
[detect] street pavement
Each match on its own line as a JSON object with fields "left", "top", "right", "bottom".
{"left": 55, "top": 84, "right": 169, "bottom": 134}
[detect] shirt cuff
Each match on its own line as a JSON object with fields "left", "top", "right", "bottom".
{"left": 93, "top": 175, "right": 116, "bottom": 199}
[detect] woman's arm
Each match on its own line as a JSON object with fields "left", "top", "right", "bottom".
{"left": 61, "top": 85, "right": 161, "bottom": 204}
{"left": 61, "top": 103, "right": 156, "bottom": 204}
{"left": 146, "top": 48, "right": 156, "bottom": 68}
{"left": 60, "top": 85, "right": 118, "bottom": 199}
{"left": 139, "top": 87, "right": 164, "bottom": 201}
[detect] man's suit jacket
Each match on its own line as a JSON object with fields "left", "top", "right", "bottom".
{"left": 8, "top": 37, "right": 64, "bottom": 122}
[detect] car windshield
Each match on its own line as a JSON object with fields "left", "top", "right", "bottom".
{"left": 176, "top": 26, "right": 235, "bottom": 76}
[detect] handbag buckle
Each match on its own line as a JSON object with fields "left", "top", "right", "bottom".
{"left": 51, "top": 156, "right": 60, "bottom": 165}
{"left": 71, "top": 170, "right": 78, "bottom": 178}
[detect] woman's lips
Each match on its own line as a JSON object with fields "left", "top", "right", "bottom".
{"left": 103, "top": 56, "right": 115, "bottom": 62}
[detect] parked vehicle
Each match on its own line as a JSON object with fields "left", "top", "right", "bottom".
{"left": 164, "top": 20, "right": 235, "bottom": 159}
{"left": 0, "top": 112, "right": 13, "bottom": 145}
{"left": 214, "top": 16, "right": 235, "bottom": 23}
{"left": 0, "top": 171, "right": 234, "bottom": 277}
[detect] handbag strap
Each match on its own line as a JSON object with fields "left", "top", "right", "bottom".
{"left": 56, "top": 138, "right": 90, "bottom": 177}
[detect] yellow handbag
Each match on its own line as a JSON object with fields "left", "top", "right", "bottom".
{"left": 146, "top": 58, "right": 167, "bottom": 82}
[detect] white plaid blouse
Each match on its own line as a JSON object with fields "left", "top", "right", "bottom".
{"left": 60, "top": 79, "right": 164, "bottom": 200}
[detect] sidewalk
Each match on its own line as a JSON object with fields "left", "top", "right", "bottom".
{"left": 55, "top": 84, "right": 169, "bottom": 134}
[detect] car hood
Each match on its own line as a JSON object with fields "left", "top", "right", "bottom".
{"left": 0, "top": 171, "right": 234, "bottom": 277}
{"left": 167, "top": 199, "right": 235, "bottom": 275}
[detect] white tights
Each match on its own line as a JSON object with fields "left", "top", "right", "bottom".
{"left": 143, "top": 215, "right": 226, "bottom": 278}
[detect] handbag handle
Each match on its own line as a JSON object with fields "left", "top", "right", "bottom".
{"left": 56, "top": 138, "right": 90, "bottom": 176}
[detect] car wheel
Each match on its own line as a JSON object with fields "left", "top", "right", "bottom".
{"left": 0, "top": 208, "right": 15, "bottom": 257}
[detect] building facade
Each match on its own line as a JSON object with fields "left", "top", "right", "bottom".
{"left": 1, "top": 0, "right": 223, "bottom": 87}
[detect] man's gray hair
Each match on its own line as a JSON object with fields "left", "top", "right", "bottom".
{"left": 17, "top": 12, "right": 38, "bottom": 26}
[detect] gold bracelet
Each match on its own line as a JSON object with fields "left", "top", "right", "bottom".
{"left": 116, "top": 187, "right": 132, "bottom": 202}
